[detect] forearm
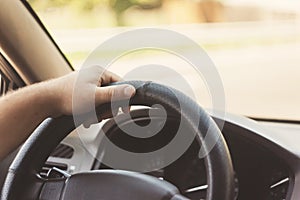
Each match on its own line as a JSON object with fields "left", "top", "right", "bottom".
{"left": 0, "top": 67, "right": 135, "bottom": 161}
{"left": 0, "top": 81, "right": 59, "bottom": 160}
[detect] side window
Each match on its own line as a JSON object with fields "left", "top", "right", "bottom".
{"left": 0, "top": 70, "right": 17, "bottom": 96}
{"left": 0, "top": 53, "right": 25, "bottom": 96}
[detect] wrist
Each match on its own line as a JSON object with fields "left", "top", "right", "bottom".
{"left": 38, "top": 79, "right": 63, "bottom": 118}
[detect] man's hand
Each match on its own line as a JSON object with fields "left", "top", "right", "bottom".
{"left": 0, "top": 66, "right": 135, "bottom": 160}
{"left": 47, "top": 66, "right": 136, "bottom": 117}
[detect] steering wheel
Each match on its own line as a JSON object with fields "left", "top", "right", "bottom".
{"left": 1, "top": 81, "right": 234, "bottom": 200}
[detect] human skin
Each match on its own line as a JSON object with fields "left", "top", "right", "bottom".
{"left": 0, "top": 66, "right": 136, "bottom": 161}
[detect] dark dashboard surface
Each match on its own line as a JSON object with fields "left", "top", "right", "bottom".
{"left": 92, "top": 110, "right": 292, "bottom": 200}
{"left": 0, "top": 111, "right": 298, "bottom": 200}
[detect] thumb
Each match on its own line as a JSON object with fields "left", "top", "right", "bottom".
{"left": 95, "top": 84, "right": 136, "bottom": 105}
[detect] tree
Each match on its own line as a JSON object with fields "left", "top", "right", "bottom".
{"left": 110, "top": 0, "right": 162, "bottom": 26}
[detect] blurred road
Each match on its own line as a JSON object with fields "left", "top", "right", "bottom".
{"left": 51, "top": 20, "right": 300, "bottom": 120}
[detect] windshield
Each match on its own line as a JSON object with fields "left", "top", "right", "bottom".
{"left": 28, "top": 0, "right": 300, "bottom": 121}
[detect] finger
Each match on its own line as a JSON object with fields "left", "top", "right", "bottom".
{"left": 107, "top": 70, "right": 123, "bottom": 82}
{"left": 121, "top": 106, "right": 131, "bottom": 113}
{"left": 100, "top": 70, "right": 122, "bottom": 85}
{"left": 83, "top": 117, "right": 100, "bottom": 128}
{"left": 95, "top": 84, "right": 136, "bottom": 105}
{"left": 86, "top": 66, "right": 122, "bottom": 85}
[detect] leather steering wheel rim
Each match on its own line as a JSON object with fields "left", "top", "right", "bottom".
{"left": 1, "top": 81, "right": 235, "bottom": 200}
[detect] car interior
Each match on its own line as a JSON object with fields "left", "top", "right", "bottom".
{"left": 0, "top": 0, "right": 300, "bottom": 200}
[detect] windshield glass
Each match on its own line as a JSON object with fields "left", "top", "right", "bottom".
{"left": 28, "top": 0, "right": 300, "bottom": 120}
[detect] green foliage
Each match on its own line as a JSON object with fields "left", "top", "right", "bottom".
{"left": 71, "top": 0, "right": 109, "bottom": 12}
{"left": 109, "top": 0, "right": 162, "bottom": 25}
{"left": 28, "top": 0, "right": 109, "bottom": 11}
{"left": 110, "top": 0, "right": 135, "bottom": 14}
{"left": 28, "top": 0, "right": 162, "bottom": 26}
{"left": 28, "top": 0, "right": 160, "bottom": 11}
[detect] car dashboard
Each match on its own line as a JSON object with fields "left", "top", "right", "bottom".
{"left": 32, "top": 110, "right": 300, "bottom": 200}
